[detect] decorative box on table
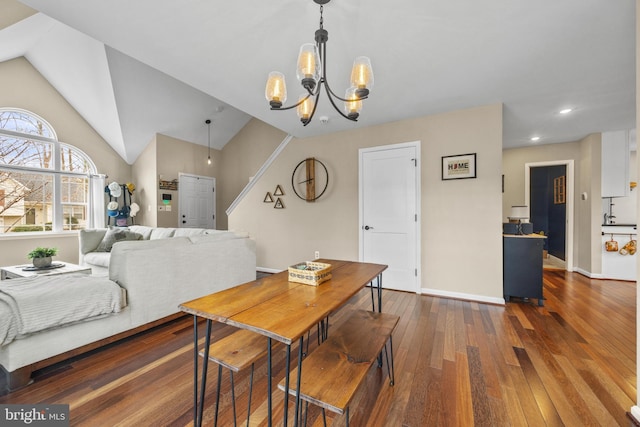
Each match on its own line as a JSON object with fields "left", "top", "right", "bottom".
{"left": 288, "top": 262, "right": 332, "bottom": 286}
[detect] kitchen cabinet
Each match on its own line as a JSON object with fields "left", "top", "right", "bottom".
{"left": 503, "top": 235, "right": 545, "bottom": 306}
{"left": 601, "top": 130, "right": 630, "bottom": 198}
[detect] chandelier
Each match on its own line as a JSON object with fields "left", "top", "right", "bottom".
{"left": 264, "top": 0, "right": 374, "bottom": 126}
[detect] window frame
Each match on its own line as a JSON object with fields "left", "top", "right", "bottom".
{"left": 0, "top": 109, "right": 100, "bottom": 234}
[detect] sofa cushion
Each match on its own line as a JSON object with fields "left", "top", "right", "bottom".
{"left": 189, "top": 231, "right": 246, "bottom": 244}
{"left": 96, "top": 228, "right": 142, "bottom": 252}
{"left": 83, "top": 252, "right": 112, "bottom": 268}
{"left": 173, "top": 228, "right": 207, "bottom": 237}
{"left": 128, "top": 225, "right": 153, "bottom": 240}
{"left": 80, "top": 229, "right": 107, "bottom": 254}
{"left": 150, "top": 228, "right": 175, "bottom": 240}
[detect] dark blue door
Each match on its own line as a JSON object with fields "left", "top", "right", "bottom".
{"left": 530, "top": 166, "right": 566, "bottom": 260}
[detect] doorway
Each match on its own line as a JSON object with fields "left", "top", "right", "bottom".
{"left": 525, "top": 160, "right": 574, "bottom": 271}
{"left": 178, "top": 173, "right": 216, "bottom": 229}
{"left": 359, "top": 141, "right": 421, "bottom": 293}
{"left": 530, "top": 165, "right": 566, "bottom": 262}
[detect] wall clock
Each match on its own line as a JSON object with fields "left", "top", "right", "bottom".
{"left": 292, "top": 157, "right": 329, "bottom": 202}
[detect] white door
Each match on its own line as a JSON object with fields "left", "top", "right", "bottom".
{"left": 179, "top": 174, "right": 216, "bottom": 229}
{"left": 359, "top": 142, "right": 420, "bottom": 292}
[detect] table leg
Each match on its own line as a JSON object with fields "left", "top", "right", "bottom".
{"left": 282, "top": 341, "right": 289, "bottom": 427}
{"left": 268, "top": 338, "right": 273, "bottom": 427}
{"left": 377, "top": 273, "right": 383, "bottom": 367}
{"left": 377, "top": 273, "right": 383, "bottom": 313}
{"left": 192, "top": 316, "right": 198, "bottom": 425}
{"left": 369, "top": 274, "right": 383, "bottom": 313}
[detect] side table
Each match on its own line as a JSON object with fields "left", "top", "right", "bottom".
{"left": 1, "top": 263, "right": 92, "bottom": 280}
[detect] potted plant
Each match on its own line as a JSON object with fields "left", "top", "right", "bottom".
{"left": 27, "top": 247, "right": 58, "bottom": 268}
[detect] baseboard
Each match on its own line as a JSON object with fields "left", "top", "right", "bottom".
{"left": 257, "top": 267, "right": 283, "bottom": 274}
{"left": 629, "top": 406, "right": 640, "bottom": 425}
{"left": 421, "top": 287, "right": 505, "bottom": 305}
{"left": 574, "top": 268, "right": 602, "bottom": 279}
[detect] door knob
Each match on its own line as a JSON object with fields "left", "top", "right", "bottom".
{"left": 364, "top": 225, "right": 374, "bottom": 230}
{"left": 182, "top": 220, "right": 186, "bottom": 224}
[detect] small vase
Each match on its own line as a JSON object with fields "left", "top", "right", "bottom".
{"left": 33, "top": 256, "right": 52, "bottom": 268}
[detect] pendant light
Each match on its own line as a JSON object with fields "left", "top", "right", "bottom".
{"left": 205, "top": 119, "right": 211, "bottom": 165}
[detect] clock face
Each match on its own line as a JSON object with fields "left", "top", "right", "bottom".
{"left": 292, "top": 158, "right": 329, "bottom": 202}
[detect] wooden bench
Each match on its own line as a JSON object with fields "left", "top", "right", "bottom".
{"left": 200, "top": 328, "right": 271, "bottom": 427}
{"left": 277, "top": 309, "right": 399, "bottom": 426}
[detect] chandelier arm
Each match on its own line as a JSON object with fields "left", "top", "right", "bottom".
{"left": 323, "top": 82, "right": 357, "bottom": 122}
{"left": 323, "top": 78, "right": 368, "bottom": 102}
{"left": 303, "top": 85, "right": 323, "bottom": 126}
{"left": 321, "top": 42, "right": 368, "bottom": 102}
{"left": 319, "top": 41, "right": 357, "bottom": 121}
{"left": 270, "top": 93, "right": 312, "bottom": 111}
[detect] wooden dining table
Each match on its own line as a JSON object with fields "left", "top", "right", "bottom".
{"left": 179, "top": 259, "right": 387, "bottom": 427}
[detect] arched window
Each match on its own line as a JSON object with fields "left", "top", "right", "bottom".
{"left": 0, "top": 108, "right": 101, "bottom": 233}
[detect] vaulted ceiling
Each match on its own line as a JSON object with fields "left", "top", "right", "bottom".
{"left": 2, "top": 0, "right": 636, "bottom": 163}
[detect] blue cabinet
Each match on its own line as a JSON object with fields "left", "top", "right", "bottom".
{"left": 503, "top": 235, "right": 544, "bottom": 306}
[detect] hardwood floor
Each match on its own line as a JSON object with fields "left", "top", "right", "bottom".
{"left": 1, "top": 270, "right": 636, "bottom": 426}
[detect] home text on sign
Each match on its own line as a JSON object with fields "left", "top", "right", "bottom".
{"left": 447, "top": 160, "right": 469, "bottom": 175}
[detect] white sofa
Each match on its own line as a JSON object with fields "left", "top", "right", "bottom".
{"left": 0, "top": 226, "right": 256, "bottom": 390}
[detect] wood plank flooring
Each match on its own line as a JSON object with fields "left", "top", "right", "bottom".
{"left": 0, "top": 270, "right": 636, "bottom": 426}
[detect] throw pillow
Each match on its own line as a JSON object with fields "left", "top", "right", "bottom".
{"left": 96, "top": 228, "right": 142, "bottom": 252}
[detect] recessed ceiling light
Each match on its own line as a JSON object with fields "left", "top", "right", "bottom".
{"left": 531, "top": 136, "right": 541, "bottom": 142}
{"left": 559, "top": 108, "right": 573, "bottom": 114}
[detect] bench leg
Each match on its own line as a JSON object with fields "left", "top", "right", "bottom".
{"left": 246, "top": 364, "right": 254, "bottom": 427}
{"left": 214, "top": 364, "right": 223, "bottom": 427}
{"left": 386, "top": 336, "right": 395, "bottom": 386}
{"left": 294, "top": 336, "right": 304, "bottom": 427}
{"left": 230, "top": 370, "right": 237, "bottom": 427}
{"left": 196, "top": 319, "right": 213, "bottom": 427}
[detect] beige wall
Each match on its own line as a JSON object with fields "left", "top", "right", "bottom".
{"left": 219, "top": 119, "right": 287, "bottom": 230}
{"left": 1, "top": 0, "right": 36, "bottom": 31}
{"left": 154, "top": 134, "right": 221, "bottom": 228}
{"left": 229, "top": 104, "right": 504, "bottom": 301}
{"left": 131, "top": 135, "right": 157, "bottom": 226}
{"left": 0, "top": 57, "right": 131, "bottom": 265}
{"left": 579, "top": 134, "right": 603, "bottom": 275}
{"left": 131, "top": 133, "right": 223, "bottom": 228}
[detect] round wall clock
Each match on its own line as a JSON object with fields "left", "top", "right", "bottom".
{"left": 292, "top": 157, "right": 329, "bottom": 202}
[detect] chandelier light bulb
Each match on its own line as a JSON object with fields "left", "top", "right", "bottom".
{"left": 344, "top": 87, "right": 362, "bottom": 120}
{"left": 265, "top": 71, "right": 287, "bottom": 108}
{"left": 297, "top": 43, "right": 320, "bottom": 91}
{"left": 296, "top": 95, "right": 314, "bottom": 124}
{"left": 351, "top": 56, "right": 374, "bottom": 97}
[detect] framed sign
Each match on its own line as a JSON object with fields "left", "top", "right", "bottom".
{"left": 442, "top": 153, "right": 476, "bottom": 180}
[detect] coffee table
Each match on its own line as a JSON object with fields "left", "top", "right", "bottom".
{"left": 1, "top": 262, "right": 92, "bottom": 280}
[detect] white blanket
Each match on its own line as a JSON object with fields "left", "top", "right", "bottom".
{"left": 0, "top": 274, "right": 124, "bottom": 346}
